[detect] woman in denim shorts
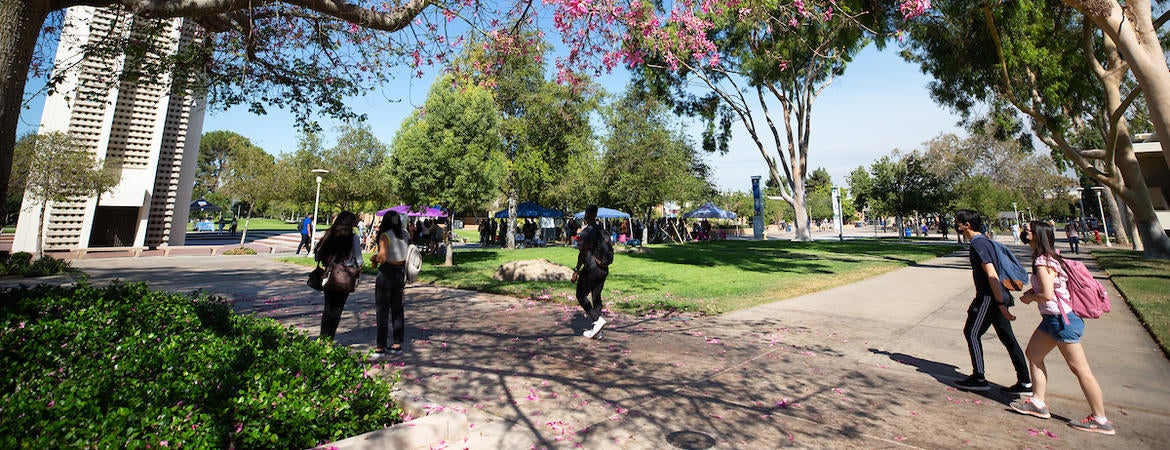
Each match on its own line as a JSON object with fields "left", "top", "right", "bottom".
{"left": 1008, "top": 221, "right": 1114, "bottom": 435}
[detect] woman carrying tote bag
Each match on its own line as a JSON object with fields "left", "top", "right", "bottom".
{"left": 313, "top": 211, "right": 363, "bottom": 340}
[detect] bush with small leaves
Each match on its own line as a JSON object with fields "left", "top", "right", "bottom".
{"left": 0, "top": 283, "right": 402, "bottom": 449}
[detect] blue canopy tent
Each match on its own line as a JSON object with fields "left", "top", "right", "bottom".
{"left": 684, "top": 202, "right": 737, "bottom": 219}
{"left": 494, "top": 202, "right": 564, "bottom": 218}
{"left": 573, "top": 207, "right": 630, "bottom": 219}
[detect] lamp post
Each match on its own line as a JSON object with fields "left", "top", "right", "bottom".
{"left": 1091, "top": 186, "right": 1111, "bottom": 247}
{"left": 1012, "top": 202, "right": 1019, "bottom": 228}
{"left": 1074, "top": 187, "right": 1087, "bottom": 229}
{"left": 311, "top": 169, "right": 329, "bottom": 251}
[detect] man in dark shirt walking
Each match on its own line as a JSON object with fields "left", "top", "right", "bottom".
{"left": 572, "top": 205, "right": 609, "bottom": 338}
{"left": 954, "top": 209, "right": 1032, "bottom": 395}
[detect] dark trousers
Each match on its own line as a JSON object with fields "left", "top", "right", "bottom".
{"left": 375, "top": 265, "right": 407, "bottom": 348}
{"left": 1069, "top": 236, "right": 1080, "bottom": 254}
{"left": 296, "top": 234, "right": 311, "bottom": 254}
{"left": 575, "top": 266, "right": 608, "bottom": 321}
{"left": 320, "top": 290, "right": 350, "bottom": 339}
{"left": 964, "top": 294, "right": 1030, "bottom": 383}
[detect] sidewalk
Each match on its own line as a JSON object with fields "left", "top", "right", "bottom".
{"left": 57, "top": 243, "right": 1170, "bottom": 449}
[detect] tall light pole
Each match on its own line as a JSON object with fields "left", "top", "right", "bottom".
{"left": 311, "top": 169, "right": 329, "bottom": 251}
{"left": 1074, "top": 187, "right": 1087, "bottom": 229}
{"left": 1091, "top": 186, "right": 1111, "bottom": 247}
{"left": 1012, "top": 202, "right": 1019, "bottom": 227}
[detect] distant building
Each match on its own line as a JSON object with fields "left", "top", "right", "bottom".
{"left": 1132, "top": 134, "right": 1170, "bottom": 232}
{"left": 12, "top": 7, "right": 205, "bottom": 252}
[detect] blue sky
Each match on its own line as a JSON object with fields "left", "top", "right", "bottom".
{"left": 19, "top": 42, "right": 966, "bottom": 193}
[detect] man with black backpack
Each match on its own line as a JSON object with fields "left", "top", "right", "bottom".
{"left": 954, "top": 210, "right": 1032, "bottom": 395}
{"left": 572, "top": 205, "right": 613, "bottom": 339}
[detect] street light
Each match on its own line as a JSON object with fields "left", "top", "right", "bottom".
{"left": 1074, "top": 187, "right": 1088, "bottom": 229}
{"left": 1091, "top": 186, "right": 1112, "bottom": 247}
{"left": 311, "top": 168, "right": 330, "bottom": 251}
{"left": 1012, "top": 202, "right": 1019, "bottom": 227}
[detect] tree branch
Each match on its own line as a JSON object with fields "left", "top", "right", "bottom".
{"left": 120, "top": 0, "right": 432, "bottom": 32}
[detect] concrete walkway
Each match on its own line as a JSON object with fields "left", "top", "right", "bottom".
{"left": 37, "top": 241, "right": 1170, "bottom": 449}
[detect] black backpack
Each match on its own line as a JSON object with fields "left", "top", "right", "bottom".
{"left": 593, "top": 227, "right": 614, "bottom": 267}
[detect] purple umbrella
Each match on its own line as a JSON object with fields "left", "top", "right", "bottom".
{"left": 375, "top": 205, "right": 447, "bottom": 217}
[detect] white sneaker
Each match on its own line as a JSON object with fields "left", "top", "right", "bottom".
{"left": 583, "top": 317, "right": 607, "bottom": 339}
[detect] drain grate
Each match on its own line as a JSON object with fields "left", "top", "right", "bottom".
{"left": 666, "top": 430, "right": 716, "bottom": 449}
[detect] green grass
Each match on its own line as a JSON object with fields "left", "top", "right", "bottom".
{"left": 289, "top": 240, "right": 955, "bottom": 316}
{"left": 1093, "top": 249, "right": 1170, "bottom": 358}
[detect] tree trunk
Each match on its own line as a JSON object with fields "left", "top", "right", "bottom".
{"left": 443, "top": 222, "right": 453, "bottom": 266}
{"left": 791, "top": 185, "right": 812, "bottom": 241}
{"left": 505, "top": 193, "right": 517, "bottom": 249}
{"left": 0, "top": 0, "right": 49, "bottom": 217}
{"left": 1103, "top": 188, "right": 1129, "bottom": 246}
{"left": 1071, "top": 0, "right": 1170, "bottom": 170}
{"left": 37, "top": 199, "right": 47, "bottom": 257}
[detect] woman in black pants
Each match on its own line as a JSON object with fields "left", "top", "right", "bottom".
{"left": 314, "top": 211, "right": 362, "bottom": 340}
{"left": 370, "top": 211, "right": 409, "bottom": 355}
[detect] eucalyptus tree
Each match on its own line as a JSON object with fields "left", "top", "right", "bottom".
{"left": 622, "top": 1, "right": 901, "bottom": 241}
{"left": 387, "top": 76, "right": 506, "bottom": 265}
{"left": 900, "top": 0, "right": 1170, "bottom": 257}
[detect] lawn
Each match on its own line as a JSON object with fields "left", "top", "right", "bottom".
{"left": 285, "top": 240, "right": 958, "bottom": 316}
{"left": 1093, "top": 249, "right": 1170, "bottom": 358}
{"left": 189, "top": 217, "right": 300, "bottom": 231}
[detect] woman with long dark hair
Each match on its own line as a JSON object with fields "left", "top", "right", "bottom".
{"left": 1009, "top": 221, "right": 1114, "bottom": 435}
{"left": 313, "top": 211, "right": 362, "bottom": 340}
{"left": 369, "top": 211, "right": 409, "bottom": 355}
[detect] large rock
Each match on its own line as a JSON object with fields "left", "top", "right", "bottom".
{"left": 492, "top": 259, "right": 574, "bottom": 282}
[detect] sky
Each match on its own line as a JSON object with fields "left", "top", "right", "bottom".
{"left": 19, "top": 40, "right": 966, "bottom": 194}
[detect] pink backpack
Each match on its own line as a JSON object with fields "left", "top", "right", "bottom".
{"left": 1056, "top": 257, "right": 1111, "bottom": 323}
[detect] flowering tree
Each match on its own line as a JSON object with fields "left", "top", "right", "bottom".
{"left": 546, "top": 0, "right": 928, "bottom": 241}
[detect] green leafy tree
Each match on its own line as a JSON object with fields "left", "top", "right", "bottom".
{"left": 318, "top": 123, "right": 392, "bottom": 213}
{"left": 16, "top": 132, "right": 117, "bottom": 255}
{"left": 219, "top": 144, "right": 279, "bottom": 244}
{"left": 450, "top": 32, "right": 599, "bottom": 247}
{"left": 601, "top": 89, "right": 713, "bottom": 223}
{"left": 901, "top": 0, "right": 1170, "bottom": 257}
{"left": 387, "top": 77, "right": 506, "bottom": 265}
{"left": 195, "top": 131, "right": 255, "bottom": 198}
{"left": 851, "top": 154, "right": 951, "bottom": 239}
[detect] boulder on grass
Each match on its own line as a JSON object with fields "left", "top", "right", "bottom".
{"left": 492, "top": 259, "right": 574, "bottom": 282}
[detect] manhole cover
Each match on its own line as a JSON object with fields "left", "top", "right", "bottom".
{"left": 666, "top": 430, "right": 716, "bottom": 449}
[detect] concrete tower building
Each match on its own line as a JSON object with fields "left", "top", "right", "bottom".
{"left": 12, "top": 7, "right": 206, "bottom": 253}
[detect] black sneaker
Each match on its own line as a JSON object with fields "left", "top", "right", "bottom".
{"left": 1002, "top": 382, "right": 1033, "bottom": 396}
{"left": 954, "top": 375, "right": 990, "bottom": 391}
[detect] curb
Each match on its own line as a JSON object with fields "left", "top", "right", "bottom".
{"left": 313, "top": 407, "right": 467, "bottom": 450}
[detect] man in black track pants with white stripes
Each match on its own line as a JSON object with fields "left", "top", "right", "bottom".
{"left": 953, "top": 209, "right": 1032, "bottom": 395}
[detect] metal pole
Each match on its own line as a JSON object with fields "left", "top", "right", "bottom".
{"left": 1012, "top": 202, "right": 1019, "bottom": 228}
{"left": 1094, "top": 188, "right": 1112, "bottom": 247}
{"left": 311, "top": 175, "right": 322, "bottom": 251}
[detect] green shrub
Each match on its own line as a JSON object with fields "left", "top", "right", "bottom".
{"left": 223, "top": 247, "right": 258, "bottom": 256}
{"left": 0, "top": 252, "right": 71, "bottom": 277}
{"left": 0, "top": 283, "right": 402, "bottom": 449}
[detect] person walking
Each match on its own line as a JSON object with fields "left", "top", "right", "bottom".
{"left": 953, "top": 209, "right": 1032, "bottom": 394}
{"left": 1009, "top": 221, "right": 1115, "bottom": 435}
{"left": 296, "top": 214, "right": 314, "bottom": 255}
{"left": 370, "top": 211, "right": 410, "bottom": 356}
{"left": 572, "top": 205, "right": 611, "bottom": 339}
{"left": 1065, "top": 221, "right": 1081, "bottom": 254}
{"left": 313, "top": 211, "right": 362, "bottom": 340}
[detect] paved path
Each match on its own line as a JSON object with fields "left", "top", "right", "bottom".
{"left": 50, "top": 242, "right": 1170, "bottom": 449}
